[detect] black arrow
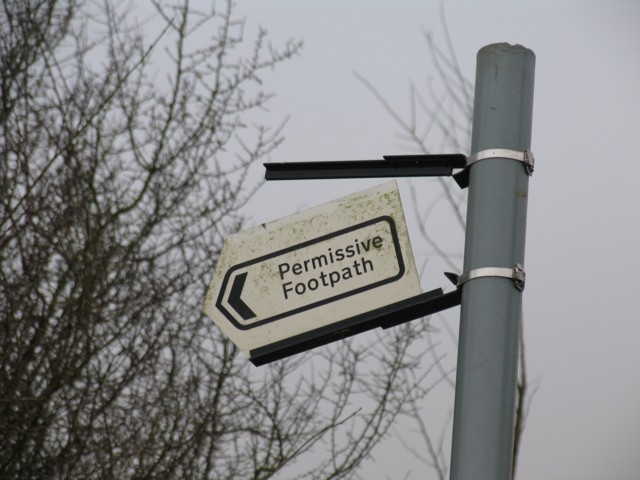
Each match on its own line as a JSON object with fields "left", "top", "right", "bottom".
{"left": 228, "top": 272, "right": 256, "bottom": 321}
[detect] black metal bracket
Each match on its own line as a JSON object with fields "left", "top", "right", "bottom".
{"left": 453, "top": 169, "right": 471, "bottom": 189}
{"left": 264, "top": 154, "right": 467, "bottom": 181}
{"left": 249, "top": 286, "right": 461, "bottom": 366}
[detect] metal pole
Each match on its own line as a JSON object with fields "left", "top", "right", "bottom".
{"left": 450, "top": 43, "right": 535, "bottom": 480}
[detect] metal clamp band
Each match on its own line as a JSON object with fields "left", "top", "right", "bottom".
{"left": 466, "top": 148, "right": 534, "bottom": 176}
{"left": 456, "top": 264, "right": 526, "bottom": 291}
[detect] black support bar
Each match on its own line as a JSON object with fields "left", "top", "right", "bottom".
{"left": 264, "top": 154, "right": 467, "bottom": 181}
{"left": 249, "top": 287, "right": 461, "bottom": 366}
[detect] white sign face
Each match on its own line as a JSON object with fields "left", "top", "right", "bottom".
{"left": 203, "top": 180, "right": 421, "bottom": 357}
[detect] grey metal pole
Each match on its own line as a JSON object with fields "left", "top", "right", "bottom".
{"left": 449, "top": 44, "right": 535, "bottom": 480}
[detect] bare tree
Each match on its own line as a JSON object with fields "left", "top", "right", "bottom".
{"left": 0, "top": 1, "right": 446, "bottom": 479}
{"left": 355, "top": 7, "right": 537, "bottom": 478}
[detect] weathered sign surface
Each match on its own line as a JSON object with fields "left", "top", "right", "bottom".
{"left": 203, "top": 180, "right": 421, "bottom": 361}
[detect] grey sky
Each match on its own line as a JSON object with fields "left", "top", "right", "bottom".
{"left": 172, "top": 1, "right": 640, "bottom": 478}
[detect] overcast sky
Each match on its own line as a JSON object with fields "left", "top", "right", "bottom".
{"left": 178, "top": 1, "right": 640, "bottom": 478}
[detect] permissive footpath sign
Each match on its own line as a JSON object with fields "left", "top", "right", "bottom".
{"left": 203, "top": 180, "right": 421, "bottom": 364}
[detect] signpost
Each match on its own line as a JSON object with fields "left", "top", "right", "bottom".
{"left": 449, "top": 43, "right": 535, "bottom": 480}
{"left": 203, "top": 42, "right": 535, "bottom": 480}
{"left": 204, "top": 180, "right": 422, "bottom": 364}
